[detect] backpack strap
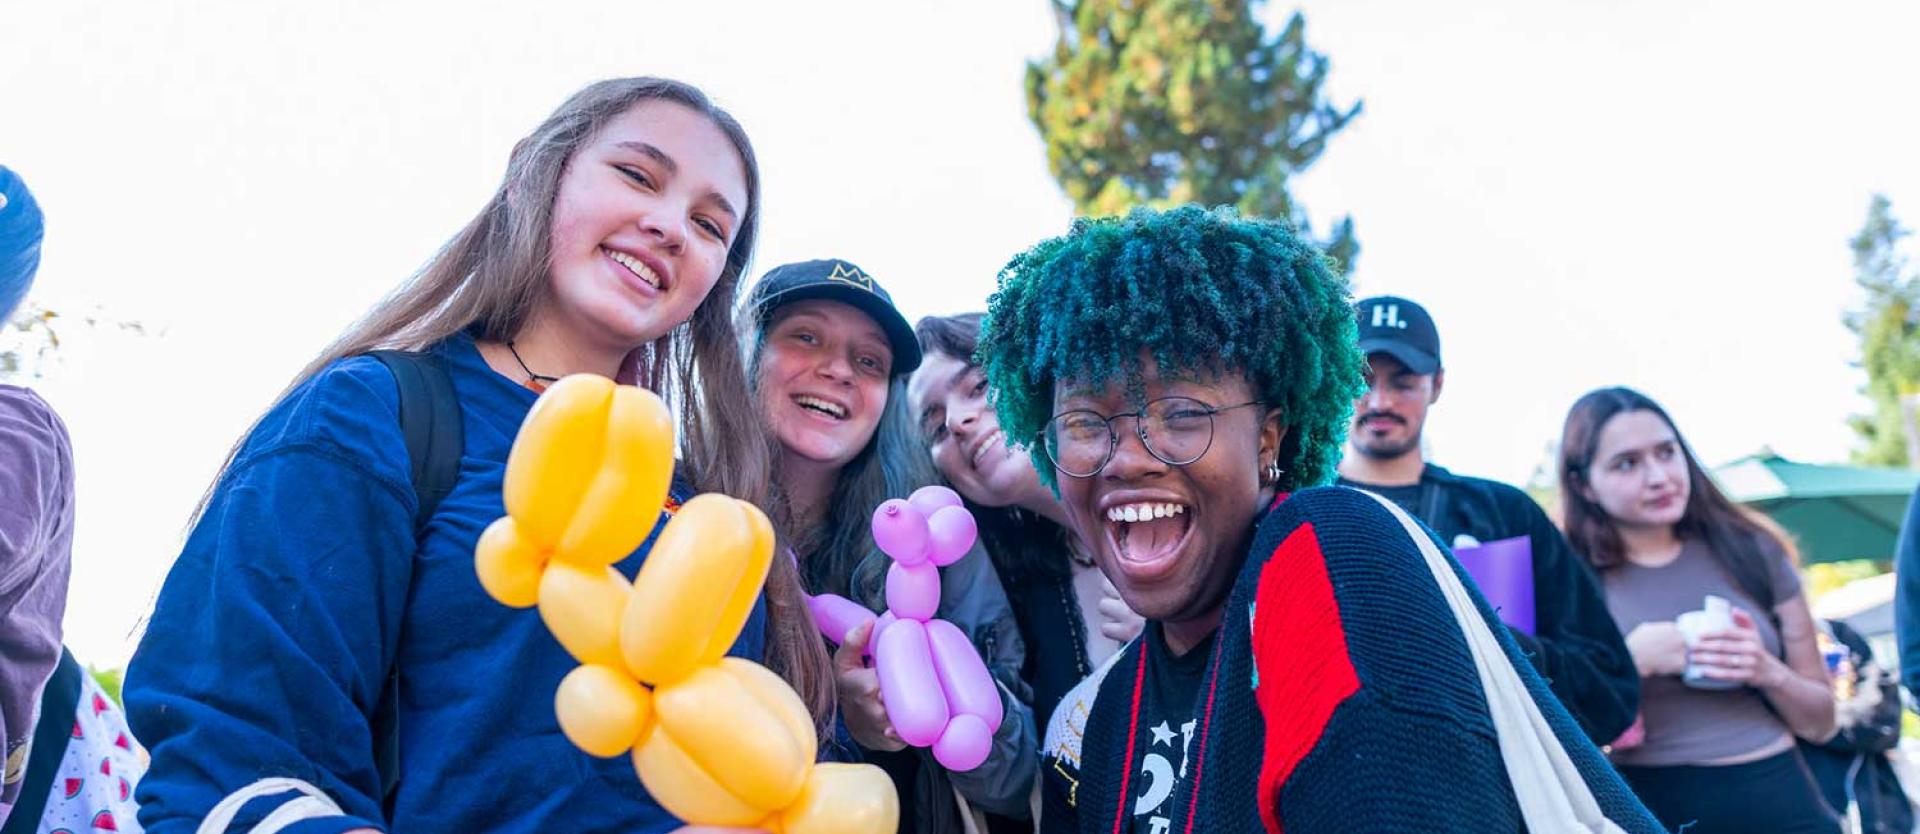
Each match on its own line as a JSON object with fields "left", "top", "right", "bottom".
{"left": 2, "top": 650, "right": 83, "bottom": 834}
{"left": 365, "top": 350, "right": 463, "bottom": 811}
{"left": 370, "top": 350, "right": 463, "bottom": 534}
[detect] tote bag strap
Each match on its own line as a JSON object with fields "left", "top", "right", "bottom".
{"left": 1358, "top": 490, "right": 1628, "bottom": 834}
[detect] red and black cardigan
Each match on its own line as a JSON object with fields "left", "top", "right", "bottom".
{"left": 1039, "top": 486, "right": 1667, "bottom": 833}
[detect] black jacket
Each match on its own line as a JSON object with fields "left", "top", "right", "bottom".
{"left": 1338, "top": 464, "right": 1640, "bottom": 743}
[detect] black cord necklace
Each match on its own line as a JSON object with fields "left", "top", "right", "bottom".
{"left": 506, "top": 340, "right": 562, "bottom": 387}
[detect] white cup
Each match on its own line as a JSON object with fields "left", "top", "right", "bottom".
{"left": 1674, "top": 595, "right": 1740, "bottom": 690}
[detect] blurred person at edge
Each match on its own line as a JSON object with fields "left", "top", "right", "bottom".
{"left": 0, "top": 167, "right": 146, "bottom": 834}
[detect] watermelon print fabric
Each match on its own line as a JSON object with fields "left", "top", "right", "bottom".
{"left": 32, "top": 674, "right": 143, "bottom": 834}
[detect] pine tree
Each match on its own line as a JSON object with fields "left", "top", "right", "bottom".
{"left": 1025, "top": 0, "right": 1362, "bottom": 267}
{"left": 1845, "top": 194, "right": 1920, "bottom": 467}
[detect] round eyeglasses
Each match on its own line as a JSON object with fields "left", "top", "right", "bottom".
{"left": 1040, "top": 397, "right": 1264, "bottom": 478}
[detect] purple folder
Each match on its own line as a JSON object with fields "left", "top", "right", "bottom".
{"left": 1452, "top": 535, "right": 1535, "bottom": 635}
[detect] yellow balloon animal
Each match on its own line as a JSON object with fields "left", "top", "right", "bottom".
{"left": 474, "top": 374, "right": 898, "bottom": 834}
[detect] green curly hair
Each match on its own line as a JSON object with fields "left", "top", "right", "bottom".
{"left": 979, "top": 204, "right": 1365, "bottom": 493}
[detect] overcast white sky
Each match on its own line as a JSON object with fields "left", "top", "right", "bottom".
{"left": 6, "top": 0, "right": 1917, "bottom": 667}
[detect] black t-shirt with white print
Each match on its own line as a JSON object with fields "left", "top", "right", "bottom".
{"left": 1127, "top": 621, "right": 1216, "bottom": 834}
{"left": 1352, "top": 481, "right": 1422, "bottom": 519}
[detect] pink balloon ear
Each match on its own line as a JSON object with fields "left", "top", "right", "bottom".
{"left": 871, "top": 499, "right": 931, "bottom": 566}
{"left": 908, "top": 485, "right": 964, "bottom": 518}
{"left": 925, "top": 505, "right": 978, "bottom": 567}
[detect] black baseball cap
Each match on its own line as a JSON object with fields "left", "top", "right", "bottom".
{"left": 1354, "top": 295, "right": 1441, "bottom": 375}
{"left": 750, "top": 259, "right": 922, "bottom": 374}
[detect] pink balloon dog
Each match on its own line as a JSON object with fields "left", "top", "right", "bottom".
{"left": 806, "top": 486, "right": 1004, "bottom": 771}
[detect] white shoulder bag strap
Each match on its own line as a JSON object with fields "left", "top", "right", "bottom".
{"left": 1359, "top": 490, "right": 1629, "bottom": 834}
{"left": 195, "top": 777, "right": 346, "bottom": 834}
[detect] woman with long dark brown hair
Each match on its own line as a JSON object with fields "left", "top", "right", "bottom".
{"left": 122, "top": 78, "right": 833, "bottom": 834}
{"left": 1559, "top": 386, "right": 1838, "bottom": 834}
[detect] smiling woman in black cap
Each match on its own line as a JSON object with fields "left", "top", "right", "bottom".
{"left": 746, "top": 259, "right": 1038, "bottom": 833}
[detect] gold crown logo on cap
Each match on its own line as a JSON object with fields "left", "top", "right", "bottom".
{"left": 826, "top": 262, "right": 876, "bottom": 293}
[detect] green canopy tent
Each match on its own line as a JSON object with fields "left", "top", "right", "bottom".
{"left": 1711, "top": 453, "right": 1920, "bottom": 564}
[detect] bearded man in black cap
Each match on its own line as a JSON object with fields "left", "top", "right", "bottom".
{"left": 1335, "top": 295, "right": 1640, "bottom": 745}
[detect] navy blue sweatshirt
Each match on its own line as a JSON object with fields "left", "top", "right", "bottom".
{"left": 124, "top": 333, "right": 766, "bottom": 834}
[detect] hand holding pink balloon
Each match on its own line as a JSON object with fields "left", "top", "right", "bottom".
{"left": 809, "top": 486, "right": 1001, "bottom": 770}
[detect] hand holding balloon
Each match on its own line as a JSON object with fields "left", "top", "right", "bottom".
{"left": 810, "top": 486, "right": 1003, "bottom": 771}
{"left": 832, "top": 620, "right": 905, "bottom": 752}
{"left": 476, "top": 375, "right": 898, "bottom": 833}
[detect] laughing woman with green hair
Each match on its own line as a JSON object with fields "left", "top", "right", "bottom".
{"left": 979, "top": 205, "right": 1666, "bottom": 833}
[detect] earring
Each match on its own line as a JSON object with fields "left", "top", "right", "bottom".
{"left": 1261, "top": 459, "right": 1284, "bottom": 486}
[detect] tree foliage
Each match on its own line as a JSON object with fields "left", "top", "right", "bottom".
{"left": 89, "top": 665, "right": 124, "bottom": 705}
{"left": 1845, "top": 195, "right": 1920, "bottom": 467}
{"left": 0, "top": 303, "right": 63, "bottom": 381}
{"left": 1025, "top": 0, "right": 1363, "bottom": 267}
{"left": 1, "top": 303, "right": 149, "bottom": 382}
